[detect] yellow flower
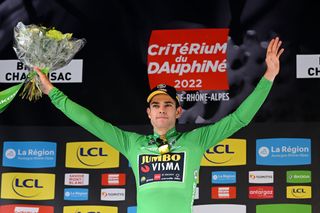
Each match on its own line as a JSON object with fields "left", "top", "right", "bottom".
{"left": 46, "top": 29, "right": 72, "bottom": 40}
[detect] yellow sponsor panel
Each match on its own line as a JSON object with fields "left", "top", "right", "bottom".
{"left": 201, "top": 139, "right": 246, "bottom": 166}
{"left": 66, "top": 142, "right": 119, "bottom": 169}
{"left": 63, "top": 205, "right": 118, "bottom": 213}
{"left": 1, "top": 173, "right": 55, "bottom": 200}
{"left": 286, "top": 186, "right": 312, "bottom": 199}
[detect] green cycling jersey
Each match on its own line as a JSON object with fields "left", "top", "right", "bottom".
{"left": 49, "top": 77, "right": 272, "bottom": 213}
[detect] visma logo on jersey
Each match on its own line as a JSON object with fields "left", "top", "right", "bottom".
{"left": 65, "top": 142, "right": 119, "bottom": 169}
{"left": 256, "top": 138, "right": 311, "bottom": 166}
{"left": 1, "top": 173, "right": 55, "bottom": 200}
{"left": 201, "top": 139, "right": 246, "bottom": 166}
{"left": 63, "top": 205, "right": 118, "bottom": 213}
{"left": 286, "top": 186, "right": 312, "bottom": 199}
{"left": 2, "top": 141, "right": 56, "bottom": 168}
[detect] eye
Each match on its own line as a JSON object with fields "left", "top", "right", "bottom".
{"left": 165, "top": 103, "right": 174, "bottom": 107}
{"left": 151, "top": 104, "right": 159, "bottom": 108}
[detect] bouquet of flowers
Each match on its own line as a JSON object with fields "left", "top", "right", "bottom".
{"left": 13, "top": 22, "right": 86, "bottom": 101}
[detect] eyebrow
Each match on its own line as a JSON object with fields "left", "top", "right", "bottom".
{"left": 150, "top": 101, "right": 174, "bottom": 105}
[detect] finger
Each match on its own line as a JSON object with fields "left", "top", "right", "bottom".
{"left": 267, "top": 38, "right": 274, "bottom": 53}
{"left": 275, "top": 40, "right": 282, "bottom": 53}
{"left": 276, "top": 48, "right": 284, "bottom": 58}
{"left": 271, "top": 37, "right": 279, "bottom": 52}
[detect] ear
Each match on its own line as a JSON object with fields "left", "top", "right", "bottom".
{"left": 146, "top": 107, "right": 151, "bottom": 119}
{"left": 175, "top": 106, "right": 182, "bottom": 118}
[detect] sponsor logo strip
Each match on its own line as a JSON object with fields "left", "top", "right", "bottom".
{"left": 101, "top": 173, "right": 126, "bottom": 186}
{"left": 212, "top": 171, "right": 236, "bottom": 184}
{"left": 1, "top": 173, "right": 55, "bottom": 200}
{"left": 101, "top": 188, "right": 126, "bottom": 201}
{"left": 64, "top": 173, "right": 89, "bottom": 186}
{"left": 286, "top": 170, "right": 311, "bottom": 183}
{"left": 63, "top": 206, "right": 118, "bottom": 213}
{"left": 211, "top": 186, "right": 236, "bottom": 199}
{"left": 0, "top": 204, "right": 54, "bottom": 213}
{"left": 256, "top": 204, "right": 311, "bottom": 213}
{"left": 248, "top": 186, "right": 274, "bottom": 199}
{"left": 65, "top": 142, "right": 119, "bottom": 169}
{"left": 296, "top": 54, "right": 320, "bottom": 78}
{"left": 0, "top": 60, "right": 83, "bottom": 83}
{"left": 256, "top": 138, "right": 311, "bottom": 166}
{"left": 64, "top": 188, "right": 88, "bottom": 201}
{"left": 201, "top": 139, "right": 246, "bottom": 166}
{"left": 2, "top": 141, "right": 57, "bottom": 168}
{"left": 286, "top": 186, "right": 312, "bottom": 199}
{"left": 193, "top": 204, "right": 246, "bottom": 213}
{"left": 249, "top": 171, "right": 274, "bottom": 184}
{"left": 127, "top": 206, "right": 137, "bottom": 213}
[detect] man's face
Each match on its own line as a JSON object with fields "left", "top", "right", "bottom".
{"left": 147, "top": 94, "right": 182, "bottom": 131}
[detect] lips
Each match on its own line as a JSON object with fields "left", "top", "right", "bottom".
{"left": 156, "top": 117, "right": 168, "bottom": 119}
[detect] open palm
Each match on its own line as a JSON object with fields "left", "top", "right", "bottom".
{"left": 265, "top": 37, "right": 284, "bottom": 80}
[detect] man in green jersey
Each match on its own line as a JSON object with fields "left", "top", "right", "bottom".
{"left": 35, "top": 37, "right": 283, "bottom": 213}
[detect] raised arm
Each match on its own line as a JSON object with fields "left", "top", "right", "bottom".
{"left": 195, "top": 37, "right": 284, "bottom": 151}
{"left": 34, "top": 67, "right": 135, "bottom": 156}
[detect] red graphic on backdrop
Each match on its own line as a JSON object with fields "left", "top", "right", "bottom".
{"left": 0, "top": 204, "right": 54, "bottom": 213}
{"left": 101, "top": 173, "right": 126, "bottom": 186}
{"left": 211, "top": 186, "right": 236, "bottom": 199}
{"left": 147, "top": 29, "right": 229, "bottom": 91}
{"left": 248, "top": 186, "right": 274, "bottom": 199}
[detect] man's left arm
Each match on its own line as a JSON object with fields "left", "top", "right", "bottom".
{"left": 196, "top": 37, "right": 284, "bottom": 151}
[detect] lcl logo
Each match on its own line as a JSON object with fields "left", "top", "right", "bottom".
{"left": 206, "top": 145, "right": 235, "bottom": 154}
{"left": 292, "top": 188, "right": 306, "bottom": 193}
{"left": 201, "top": 139, "right": 247, "bottom": 166}
{"left": 78, "top": 147, "right": 108, "bottom": 157}
{"left": 14, "top": 178, "right": 43, "bottom": 188}
{"left": 76, "top": 146, "right": 108, "bottom": 166}
{"left": 12, "top": 178, "right": 44, "bottom": 198}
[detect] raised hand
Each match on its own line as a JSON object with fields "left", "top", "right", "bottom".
{"left": 264, "top": 37, "right": 284, "bottom": 81}
{"left": 34, "top": 67, "right": 54, "bottom": 95}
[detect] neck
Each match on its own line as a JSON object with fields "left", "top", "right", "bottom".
{"left": 154, "top": 128, "right": 169, "bottom": 136}
{"left": 154, "top": 126, "right": 174, "bottom": 136}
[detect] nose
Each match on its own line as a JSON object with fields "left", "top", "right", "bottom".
{"left": 159, "top": 105, "right": 166, "bottom": 114}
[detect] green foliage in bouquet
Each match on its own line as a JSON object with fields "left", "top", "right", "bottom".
{"left": 13, "top": 22, "right": 86, "bottom": 101}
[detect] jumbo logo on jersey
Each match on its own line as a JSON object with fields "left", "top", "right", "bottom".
{"left": 0, "top": 173, "right": 55, "bottom": 200}
{"left": 65, "top": 142, "right": 119, "bottom": 169}
{"left": 138, "top": 152, "right": 185, "bottom": 186}
{"left": 201, "top": 139, "right": 246, "bottom": 166}
{"left": 63, "top": 205, "right": 118, "bottom": 213}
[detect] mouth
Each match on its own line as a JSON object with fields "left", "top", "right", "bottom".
{"left": 156, "top": 117, "right": 168, "bottom": 119}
